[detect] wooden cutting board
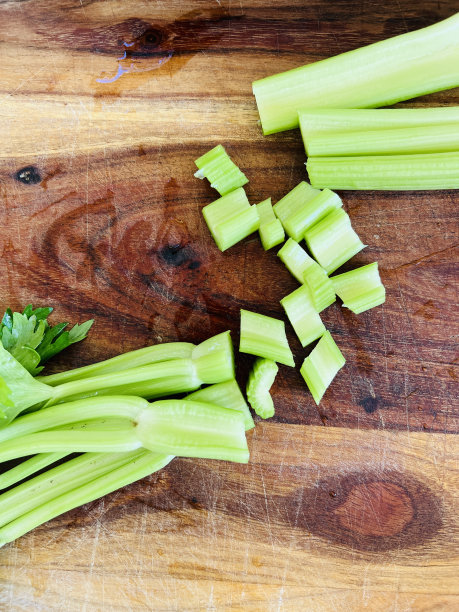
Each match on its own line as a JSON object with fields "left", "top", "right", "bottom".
{"left": 0, "top": 1, "right": 457, "bottom": 609}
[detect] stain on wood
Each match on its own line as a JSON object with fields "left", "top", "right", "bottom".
{"left": 0, "top": 0, "right": 457, "bottom": 609}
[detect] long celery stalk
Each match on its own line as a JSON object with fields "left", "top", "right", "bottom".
{"left": 253, "top": 14, "right": 459, "bottom": 134}
{"left": 307, "top": 152, "right": 459, "bottom": 190}
{"left": 305, "top": 124, "right": 459, "bottom": 157}
{"left": 298, "top": 107, "right": 459, "bottom": 142}
{"left": 0, "top": 451, "right": 174, "bottom": 547}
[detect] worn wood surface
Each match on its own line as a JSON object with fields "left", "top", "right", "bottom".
{"left": 0, "top": 0, "right": 458, "bottom": 609}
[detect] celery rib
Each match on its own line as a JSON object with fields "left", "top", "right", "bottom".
{"left": 0, "top": 451, "right": 174, "bottom": 547}
{"left": 303, "top": 263, "right": 336, "bottom": 313}
{"left": 331, "top": 262, "right": 386, "bottom": 314}
{"left": 246, "top": 358, "right": 278, "bottom": 419}
{"left": 257, "top": 198, "right": 285, "bottom": 250}
{"left": 0, "top": 452, "right": 67, "bottom": 490}
{"left": 305, "top": 124, "right": 459, "bottom": 157}
{"left": 280, "top": 285, "right": 326, "bottom": 347}
{"left": 239, "top": 309, "right": 294, "bottom": 367}
{"left": 307, "top": 152, "right": 459, "bottom": 190}
{"left": 304, "top": 208, "right": 366, "bottom": 274}
{"left": 253, "top": 14, "right": 459, "bottom": 134}
{"left": 278, "top": 238, "right": 318, "bottom": 284}
{"left": 273, "top": 181, "right": 320, "bottom": 230}
{"left": 283, "top": 189, "right": 343, "bottom": 242}
{"left": 300, "top": 331, "right": 345, "bottom": 405}
{"left": 299, "top": 107, "right": 459, "bottom": 143}
{"left": 194, "top": 144, "right": 248, "bottom": 195}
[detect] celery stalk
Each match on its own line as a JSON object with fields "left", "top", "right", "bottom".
{"left": 280, "top": 285, "right": 326, "bottom": 347}
{"left": 331, "top": 262, "right": 385, "bottom": 314}
{"left": 303, "top": 263, "right": 336, "bottom": 313}
{"left": 299, "top": 107, "right": 459, "bottom": 142}
{"left": 0, "top": 452, "right": 66, "bottom": 490}
{"left": 304, "top": 208, "right": 366, "bottom": 273}
{"left": 300, "top": 331, "right": 345, "bottom": 404}
{"left": 305, "top": 124, "right": 459, "bottom": 157}
{"left": 186, "top": 380, "right": 254, "bottom": 431}
{"left": 37, "top": 342, "right": 195, "bottom": 386}
{"left": 307, "top": 152, "right": 459, "bottom": 190}
{"left": 246, "top": 358, "right": 278, "bottom": 419}
{"left": 283, "top": 188, "right": 343, "bottom": 241}
{"left": 256, "top": 198, "right": 285, "bottom": 250}
{"left": 239, "top": 309, "right": 294, "bottom": 367}
{"left": 194, "top": 145, "right": 248, "bottom": 195}
{"left": 253, "top": 14, "right": 459, "bottom": 134}
{"left": 277, "top": 238, "right": 318, "bottom": 284}
{"left": 0, "top": 451, "right": 143, "bottom": 529}
{"left": 0, "top": 451, "right": 174, "bottom": 547}
{"left": 273, "top": 182, "right": 320, "bottom": 229}
{"left": 202, "top": 188, "right": 260, "bottom": 251}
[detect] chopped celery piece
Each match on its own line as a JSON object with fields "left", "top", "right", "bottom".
{"left": 252, "top": 14, "right": 459, "bottom": 134}
{"left": 191, "top": 331, "right": 235, "bottom": 384}
{"left": 202, "top": 188, "right": 260, "bottom": 251}
{"left": 186, "top": 380, "right": 254, "bottom": 431}
{"left": 305, "top": 124, "right": 459, "bottom": 157}
{"left": 280, "top": 285, "right": 325, "bottom": 347}
{"left": 239, "top": 309, "right": 294, "bottom": 367}
{"left": 0, "top": 451, "right": 174, "bottom": 547}
{"left": 38, "top": 342, "right": 196, "bottom": 386}
{"left": 0, "top": 397, "right": 249, "bottom": 464}
{"left": 299, "top": 107, "right": 459, "bottom": 143}
{"left": 273, "top": 181, "right": 320, "bottom": 229}
{"left": 304, "top": 208, "right": 366, "bottom": 274}
{"left": 194, "top": 144, "right": 248, "bottom": 196}
{"left": 257, "top": 198, "right": 285, "bottom": 250}
{"left": 307, "top": 153, "right": 459, "bottom": 190}
{"left": 283, "top": 188, "right": 343, "bottom": 242}
{"left": 278, "top": 238, "right": 317, "bottom": 284}
{"left": 300, "top": 331, "right": 345, "bottom": 405}
{"left": 331, "top": 262, "right": 385, "bottom": 314}
{"left": 303, "top": 263, "right": 336, "bottom": 313}
{"left": 246, "top": 358, "right": 278, "bottom": 419}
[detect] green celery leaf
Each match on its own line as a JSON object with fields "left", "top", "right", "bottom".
{"left": 1, "top": 308, "right": 13, "bottom": 332}
{"left": 23, "top": 305, "right": 54, "bottom": 322}
{"left": 68, "top": 320, "right": 94, "bottom": 343}
{"left": 0, "top": 344, "right": 52, "bottom": 425}
{"left": 36, "top": 323, "right": 70, "bottom": 363}
{"left": 1, "top": 313, "right": 47, "bottom": 373}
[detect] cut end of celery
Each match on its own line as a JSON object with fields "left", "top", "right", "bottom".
{"left": 246, "top": 358, "right": 278, "bottom": 419}
{"left": 280, "top": 285, "right": 326, "bottom": 348}
{"left": 300, "top": 331, "right": 345, "bottom": 404}
{"left": 304, "top": 208, "right": 366, "bottom": 274}
{"left": 282, "top": 188, "right": 343, "bottom": 242}
{"left": 195, "top": 144, "right": 248, "bottom": 196}
{"left": 239, "top": 309, "right": 294, "bottom": 367}
{"left": 303, "top": 262, "right": 336, "bottom": 313}
{"left": 192, "top": 331, "right": 235, "bottom": 384}
{"left": 331, "top": 262, "right": 386, "bottom": 314}
{"left": 278, "top": 238, "right": 317, "bottom": 284}
{"left": 273, "top": 181, "right": 320, "bottom": 230}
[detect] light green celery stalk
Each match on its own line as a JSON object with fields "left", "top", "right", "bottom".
{"left": 277, "top": 238, "right": 318, "bottom": 284}
{"left": 256, "top": 198, "right": 285, "bottom": 250}
{"left": 194, "top": 144, "right": 248, "bottom": 196}
{"left": 239, "top": 309, "right": 294, "bottom": 367}
{"left": 307, "top": 152, "right": 459, "bottom": 190}
{"left": 283, "top": 188, "right": 343, "bottom": 242}
{"left": 186, "top": 380, "right": 254, "bottom": 431}
{"left": 303, "top": 263, "right": 336, "bottom": 313}
{"left": 246, "top": 358, "right": 278, "bottom": 419}
{"left": 0, "top": 450, "right": 146, "bottom": 529}
{"left": 253, "top": 14, "right": 459, "bottom": 134}
{"left": 202, "top": 188, "right": 260, "bottom": 251}
{"left": 300, "top": 331, "right": 345, "bottom": 404}
{"left": 0, "top": 397, "right": 249, "bottom": 464}
{"left": 273, "top": 181, "right": 320, "bottom": 229}
{"left": 304, "top": 208, "right": 366, "bottom": 273}
{"left": 0, "top": 331, "right": 235, "bottom": 421}
{"left": 0, "top": 451, "right": 174, "bottom": 547}
{"left": 299, "top": 107, "right": 459, "bottom": 144}
{"left": 305, "top": 124, "right": 459, "bottom": 157}
{"left": 280, "top": 285, "right": 326, "bottom": 347}
{"left": 331, "top": 262, "right": 385, "bottom": 314}
{"left": 38, "top": 342, "right": 195, "bottom": 386}
{"left": 0, "top": 452, "right": 66, "bottom": 490}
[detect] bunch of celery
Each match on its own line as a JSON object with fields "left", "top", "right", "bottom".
{"left": 0, "top": 315, "right": 255, "bottom": 545}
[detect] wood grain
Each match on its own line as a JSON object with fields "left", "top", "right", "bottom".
{"left": 0, "top": 424, "right": 458, "bottom": 610}
{"left": 0, "top": 0, "right": 458, "bottom": 608}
